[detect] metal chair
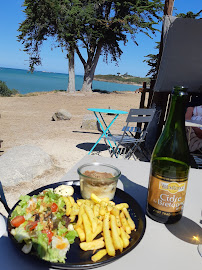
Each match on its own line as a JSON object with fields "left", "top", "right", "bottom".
{"left": 107, "top": 108, "right": 156, "bottom": 160}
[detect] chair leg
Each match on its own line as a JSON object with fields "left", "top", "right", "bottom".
{"left": 125, "top": 144, "right": 138, "bottom": 160}
{"left": 122, "top": 147, "right": 128, "bottom": 159}
{"left": 129, "top": 151, "right": 137, "bottom": 160}
{"left": 109, "top": 144, "right": 121, "bottom": 158}
{"left": 127, "top": 144, "right": 150, "bottom": 161}
{"left": 138, "top": 145, "right": 150, "bottom": 161}
{"left": 104, "top": 138, "right": 116, "bottom": 157}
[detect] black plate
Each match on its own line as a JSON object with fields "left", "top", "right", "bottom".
{"left": 7, "top": 181, "right": 146, "bottom": 269}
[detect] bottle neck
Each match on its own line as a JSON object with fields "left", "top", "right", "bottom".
{"left": 164, "top": 93, "right": 187, "bottom": 131}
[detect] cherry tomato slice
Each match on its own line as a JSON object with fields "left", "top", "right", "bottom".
{"left": 11, "top": 216, "right": 25, "bottom": 227}
{"left": 26, "top": 221, "right": 38, "bottom": 231}
{"left": 51, "top": 203, "right": 58, "bottom": 212}
{"left": 42, "top": 229, "right": 54, "bottom": 244}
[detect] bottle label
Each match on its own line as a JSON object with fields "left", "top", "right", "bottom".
{"left": 147, "top": 175, "right": 188, "bottom": 213}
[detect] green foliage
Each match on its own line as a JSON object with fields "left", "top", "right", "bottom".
{"left": 18, "top": 0, "right": 164, "bottom": 72}
{"left": 0, "top": 80, "right": 19, "bottom": 97}
{"left": 143, "top": 41, "right": 160, "bottom": 79}
{"left": 175, "top": 10, "right": 202, "bottom": 19}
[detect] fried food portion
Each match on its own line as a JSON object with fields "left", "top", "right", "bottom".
{"left": 58, "top": 191, "right": 136, "bottom": 262}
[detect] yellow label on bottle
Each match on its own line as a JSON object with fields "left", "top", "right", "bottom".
{"left": 159, "top": 181, "right": 186, "bottom": 194}
{"left": 147, "top": 175, "right": 188, "bottom": 213}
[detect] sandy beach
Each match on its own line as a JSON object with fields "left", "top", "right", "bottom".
{"left": 0, "top": 90, "right": 143, "bottom": 214}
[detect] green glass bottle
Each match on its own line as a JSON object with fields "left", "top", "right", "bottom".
{"left": 147, "top": 86, "right": 190, "bottom": 224}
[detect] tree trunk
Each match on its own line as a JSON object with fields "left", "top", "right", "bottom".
{"left": 79, "top": 43, "right": 102, "bottom": 92}
{"left": 67, "top": 48, "right": 76, "bottom": 93}
{"left": 81, "top": 65, "right": 95, "bottom": 92}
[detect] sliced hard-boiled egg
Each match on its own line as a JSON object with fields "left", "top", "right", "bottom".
{"left": 52, "top": 236, "right": 70, "bottom": 257}
{"left": 54, "top": 185, "right": 74, "bottom": 196}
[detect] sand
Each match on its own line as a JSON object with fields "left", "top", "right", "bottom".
{"left": 0, "top": 90, "right": 142, "bottom": 214}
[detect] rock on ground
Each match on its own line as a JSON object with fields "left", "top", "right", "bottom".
{"left": 0, "top": 145, "right": 53, "bottom": 187}
{"left": 52, "top": 109, "right": 72, "bottom": 121}
{"left": 81, "top": 114, "right": 101, "bottom": 131}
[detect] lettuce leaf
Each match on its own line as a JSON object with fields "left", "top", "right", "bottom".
{"left": 46, "top": 248, "right": 66, "bottom": 263}
{"left": 19, "top": 195, "right": 30, "bottom": 205}
{"left": 37, "top": 232, "right": 49, "bottom": 259}
{"left": 55, "top": 211, "right": 65, "bottom": 219}
{"left": 57, "top": 197, "right": 65, "bottom": 210}
{"left": 45, "top": 190, "right": 60, "bottom": 202}
{"left": 12, "top": 223, "right": 30, "bottom": 243}
{"left": 65, "top": 230, "right": 78, "bottom": 244}
{"left": 11, "top": 195, "right": 31, "bottom": 219}
{"left": 57, "top": 221, "right": 68, "bottom": 236}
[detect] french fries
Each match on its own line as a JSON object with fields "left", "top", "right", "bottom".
{"left": 103, "top": 212, "right": 115, "bottom": 256}
{"left": 75, "top": 204, "right": 85, "bottom": 228}
{"left": 122, "top": 208, "right": 136, "bottom": 231}
{"left": 62, "top": 192, "right": 136, "bottom": 262}
{"left": 120, "top": 227, "right": 130, "bottom": 248}
{"left": 110, "top": 215, "right": 123, "bottom": 252}
{"left": 120, "top": 211, "right": 131, "bottom": 234}
{"left": 92, "top": 221, "right": 103, "bottom": 240}
{"left": 115, "top": 203, "right": 129, "bottom": 210}
{"left": 63, "top": 196, "right": 72, "bottom": 216}
{"left": 75, "top": 226, "right": 85, "bottom": 242}
{"left": 84, "top": 205, "right": 97, "bottom": 233}
{"left": 80, "top": 237, "right": 105, "bottom": 251}
{"left": 82, "top": 213, "right": 93, "bottom": 242}
{"left": 91, "top": 249, "right": 107, "bottom": 262}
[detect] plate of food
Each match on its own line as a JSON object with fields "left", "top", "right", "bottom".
{"left": 6, "top": 180, "right": 146, "bottom": 269}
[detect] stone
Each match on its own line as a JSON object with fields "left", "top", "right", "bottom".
{"left": 0, "top": 145, "right": 53, "bottom": 187}
{"left": 81, "top": 114, "right": 101, "bottom": 131}
{"left": 52, "top": 109, "right": 72, "bottom": 121}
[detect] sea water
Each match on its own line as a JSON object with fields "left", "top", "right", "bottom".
{"left": 0, "top": 67, "right": 140, "bottom": 95}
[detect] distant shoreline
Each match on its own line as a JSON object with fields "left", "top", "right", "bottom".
{"left": 94, "top": 78, "right": 142, "bottom": 86}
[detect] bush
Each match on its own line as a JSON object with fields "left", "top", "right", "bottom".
{"left": 0, "top": 80, "right": 19, "bottom": 96}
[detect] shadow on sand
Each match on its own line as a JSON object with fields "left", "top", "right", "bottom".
{"left": 76, "top": 142, "right": 108, "bottom": 152}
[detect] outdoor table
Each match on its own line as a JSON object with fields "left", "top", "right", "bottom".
{"left": 1, "top": 155, "right": 201, "bottom": 270}
{"left": 87, "top": 108, "right": 128, "bottom": 155}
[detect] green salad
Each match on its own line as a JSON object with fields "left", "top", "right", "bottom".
{"left": 9, "top": 188, "right": 78, "bottom": 263}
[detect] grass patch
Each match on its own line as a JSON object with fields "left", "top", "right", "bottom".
{"left": 94, "top": 74, "right": 150, "bottom": 85}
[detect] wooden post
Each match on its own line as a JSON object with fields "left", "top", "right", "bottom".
{"left": 139, "top": 82, "right": 147, "bottom": 108}
{"left": 164, "top": 0, "right": 175, "bottom": 15}
{"left": 147, "top": 80, "right": 155, "bottom": 108}
{"left": 156, "top": 0, "right": 175, "bottom": 76}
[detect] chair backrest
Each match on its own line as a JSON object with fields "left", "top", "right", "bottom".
{"left": 126, "top": 109, "right": 156, "bottom": 124}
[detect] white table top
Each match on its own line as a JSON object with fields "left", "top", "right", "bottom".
{"left": 1, "top": 155, "right": 202, "bottom": 270}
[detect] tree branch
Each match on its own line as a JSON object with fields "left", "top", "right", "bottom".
{"left": 90, "top": 41, "right": 102, "bottom": 74}
{"left": 75, "top": 45, "right": 86, "bottom": 67}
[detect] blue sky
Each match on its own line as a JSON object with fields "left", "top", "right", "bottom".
{"left": 0, "top": 0, "right": 201, "bottom": 77}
